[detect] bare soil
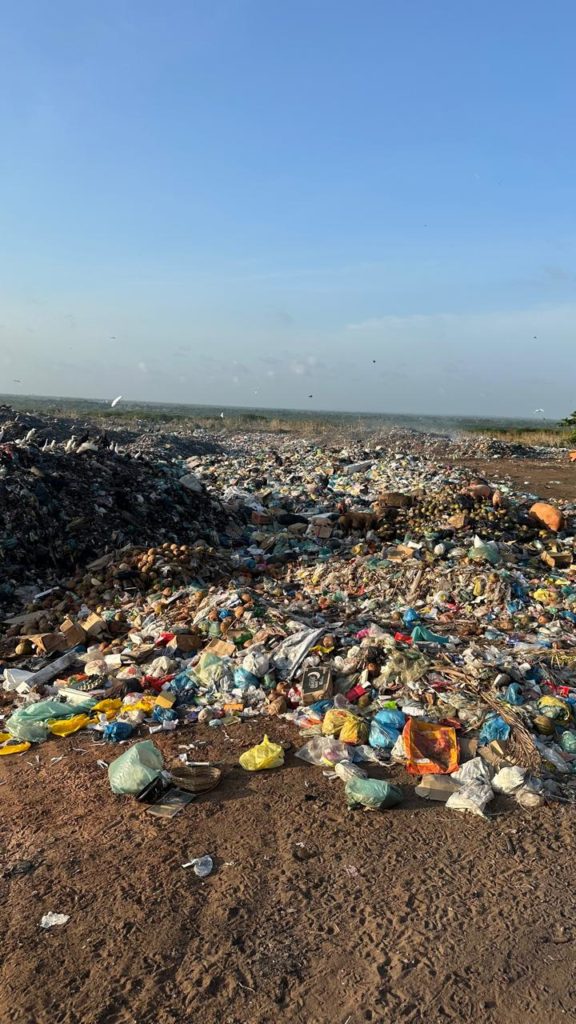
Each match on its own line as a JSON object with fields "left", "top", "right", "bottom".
{"left": 1, "top": 720, "right": 575, "bottom": 1024}
{"left": 453, "top": 456, "right": 576, "bottom": 503}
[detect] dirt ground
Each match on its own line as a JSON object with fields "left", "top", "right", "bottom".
{"left": 1, "top": 719, "right": 575, "bottom": 1024}
{"left": 453, "top": 456, "right": 576, "bottom": 503}
{"left": 2, "top": 450, "right": 576, "bottom": 1024}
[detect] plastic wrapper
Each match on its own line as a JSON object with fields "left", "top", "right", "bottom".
{"left": 345, "top": 778, "right": 403, "bottom": 810}
{"left": 108, "top": 740, "right": 164, "bottom": 795}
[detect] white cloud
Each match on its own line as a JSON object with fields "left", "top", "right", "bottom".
{"left": 137, "top": 361, "right": 148, "bottom": 374}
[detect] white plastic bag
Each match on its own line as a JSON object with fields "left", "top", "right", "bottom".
{"left": 334, "top": 760, "right": 368, "bottom": 783}
{"left": 452, "top": 756, "right": 493, "bottom": 786}
{"left": 492, "top": 766, "right": 526, "bottom": 794}
{"left": 296, "top": 736, "right": 350, "bottom": 766}
{"left": 243, "top": 647, "right": 270, "bottom": 677}
{"left": 446, "top": 782, "right": 494, "bottom": 818}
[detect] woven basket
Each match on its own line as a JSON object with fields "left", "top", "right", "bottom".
{"left": 170, "top": 765, "right": 222, "bottom": 793}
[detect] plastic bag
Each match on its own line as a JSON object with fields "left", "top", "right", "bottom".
{"left": 334, "top": 760, "right": 368, "bottom": 783}
{"left": 296, "top": 736, "right": 351, "bottom": 766}
{"left": 103, "top": 721, "right": 134, "bottom": 743}
{"left": 478, "top": 713, "right": 510, "bottom": 746}
{"left": 6, "top": 699, "right": 93, "bottom": 744}
{"left": 108, "top": 740, "right": 164, "bottom": 795}
{"left": 560, "top": 730, "right": 576, "bottom": 753}
{"left": 345, "top": 777, "right": 403, "bottom": 810}
{"left": 234, "top": 666, "right": 260, "bottom": 690}
{"left": 452, "top": 757, "right": 493, "bottom": 786}
{"left": 492, "top": 766, "right": 526, "bottom": 794}
{"left": 243, "top": 648, "right": 270, "bottom": 677}
{"left": 515, "top": 783, "right": 545, "bottom": 808}
{"left": 339, "top": 716, "right": 368, "bottom": 745}
{"left": 48, "top": 714, "right": 90, "bottom": 737}
{"left": 403, "top": 719, "right": 458, "bottom": 775}
{"left": 239, "top": 734, "right": 284, "bottom": 771}
{"left": 0, "top": 737, "right": 31, "bottom": 755}
{"left": 369, "top": 720, "right": 400, "bottom": 751}
{"left": 321, "top": 709, "right": 352, "bottom": 737}
{"left": 538, "top": 696, "right": 572, "bottom": 724}
{"left": 374, "top": 707, "right": 406, "bottom": 731}
{"left": 446, "top": 782, "right": 494, "bottom": 818}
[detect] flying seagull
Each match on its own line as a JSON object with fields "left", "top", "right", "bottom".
{"left": 111, "top": 395, "right": 123, "bottom": 408}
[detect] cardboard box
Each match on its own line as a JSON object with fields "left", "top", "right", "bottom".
{"left": 415, "top": 774, "right": 460, "bottom": 802}
{"left": 301, "top": 667, "right": 333, "bottom": 706}
{"left": 28, "top": 632, "right": 67, "bottom": 655}
{"left": 84, "top": 613, "right": 107, "bottom": 637}
{"left": 167, "top": 633, "right": 202, "bottom": 653}
{"left": 251, "top": 511, "right": 271, "bottom": 526}
{"left": 60, "top": 618, "right": 87, "bottom": 648}
{"left": 204, "top": 638, "right": 236, "bottom": 658}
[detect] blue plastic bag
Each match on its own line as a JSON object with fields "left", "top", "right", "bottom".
{"left": 374, "top": 708, "right": 406, "bottom": 731}
{"left": 152, "top": 706, "right": 179, "bottom": 723}
{"left": 503, "top": 683, "right": 524, "bottom": 706}
{"left": 403, "top": 607, "right": 420, "bottom": 627}
{"left": 103, "top": 721, "right": 134, "bottom": 743}
{"left": 478, "top": 713, "right": 510, "bottom": 746}
{"left": 234, "top": 666, "right": 260, "bottom": 690}
{"left": 369, "top": 720, "right": 400, "bottom": 750}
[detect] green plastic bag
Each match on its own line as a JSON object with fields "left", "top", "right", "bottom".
{"left": 108, "top": 740, "right": 164, "bottom": 795}
{"left": 345, "top": 777, "right": 403, "bottom": 810}
{"left": 6, "top": 699, "right": 94, "bottom": 743}
{"left": 239, "top": 734, "right": 284, "bottom": 771}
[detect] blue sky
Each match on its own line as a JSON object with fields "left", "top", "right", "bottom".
{"left": 0, "top": 0, "right": 575, "bottom": 416}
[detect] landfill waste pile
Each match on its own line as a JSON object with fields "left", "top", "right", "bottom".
{"left": 1, "top": 419, "right": 576, "bottom": 818}
{"left": 0, "top": 419, "right": 236, "bottom": 610}
{"left": 0, "top": 404, "right": 223, "bottom": 460}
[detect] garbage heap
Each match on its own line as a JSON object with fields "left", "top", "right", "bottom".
{"left": 0, "top": 437, "right": 235, "bottom": 609}
{"left": 1, "top": 430, "right": 576, "bottom": 816}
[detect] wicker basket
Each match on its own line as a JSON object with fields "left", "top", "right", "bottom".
{"left": 170, "top": 765, "right": 222, "bottom": 793}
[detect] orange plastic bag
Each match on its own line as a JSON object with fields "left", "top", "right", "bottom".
{"left": 403, "top": 719, "right": 458, "bottom": 775}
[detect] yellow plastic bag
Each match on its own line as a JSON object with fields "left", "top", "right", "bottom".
{"left": 239, "top": 734, "right": 284, "bottom": 771}
{"left": 0, "top": 738, "right": 31, "bottom": 755}
{"left": 92, "top": 698, "right": 123, "bottom": 715}
{"left": 538, "top": 696, "right": 572, "bottom": 724}
{"left": 339, "top": 715, "right": 368, "bottom": 745}
{"left": 321, "top": 709, "right": 352, "bottom": 737}
{"left": 47, "top": 714, "right": 90, "bottom": 737}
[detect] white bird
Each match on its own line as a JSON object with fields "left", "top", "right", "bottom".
{"left": 220, "top": 412, "right": 224, "bottom": 419}
{"left": 111, "top": 395, "right": 123, "bottom": 408}
{"left": 534, "top": 408, "right": 545, "bottom": 414}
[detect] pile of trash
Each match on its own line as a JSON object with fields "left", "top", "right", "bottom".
{"left": 0, "top": 439, "right": 236, "bottom": 609}
{"left": 1, "top": 424, "right": 576, "bottom": 817}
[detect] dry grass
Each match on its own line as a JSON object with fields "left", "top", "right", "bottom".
{"left": 469, "top": 427, "right": 571, "bottom": 448}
